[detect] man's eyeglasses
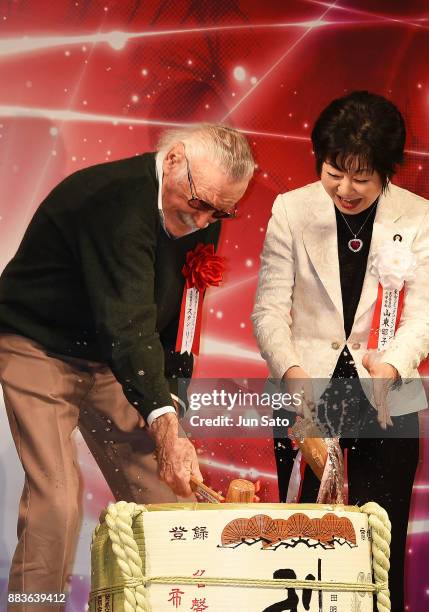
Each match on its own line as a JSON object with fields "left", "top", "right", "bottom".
{"left": 185, "top": 155, "right": 237, "bottom": 219}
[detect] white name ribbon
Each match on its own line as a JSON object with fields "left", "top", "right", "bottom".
{"left": 285, "top": 449, "right": 303, "bottom": 503}
{"left": 180, "top": 287, "right": 199, "bottom": 354}
{"left": 377, "top": 288, "right": 400, "bottom": 351}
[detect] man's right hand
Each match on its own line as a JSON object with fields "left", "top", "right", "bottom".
{"left": 148, "top": 412, "right": 203, "bottom": 497}
{"left": 282, "top": 365, "right": 316, "bottom": 419}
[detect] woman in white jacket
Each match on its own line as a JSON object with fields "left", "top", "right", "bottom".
{"left": 252, "top": 91, "right": 429, "bottom": 610}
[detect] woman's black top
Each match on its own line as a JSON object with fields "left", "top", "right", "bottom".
{"left": 333, "top": 199, "right": 378, "bottom": 378}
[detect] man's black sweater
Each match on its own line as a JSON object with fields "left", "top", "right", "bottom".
{"left": 0, "top": 153, "right": 220, "bottom": 420}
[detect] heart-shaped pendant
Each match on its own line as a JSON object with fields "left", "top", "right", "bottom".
{"left": 348, "top": 238, "right": 363, "bottom": 252}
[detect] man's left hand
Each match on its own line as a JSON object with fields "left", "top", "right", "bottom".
{"left": 362, "top": 352, "right": 399, "bottom": 430}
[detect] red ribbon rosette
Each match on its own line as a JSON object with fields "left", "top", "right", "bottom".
{"left": 182, "top": 243, "right": 225, "bottom": 291}
{"left": 176, "top": 244, "right": 226, "bottom": 355}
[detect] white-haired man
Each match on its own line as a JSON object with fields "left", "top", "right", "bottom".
{"left": 0, "top": 124, "right": 254, "bottom": 607}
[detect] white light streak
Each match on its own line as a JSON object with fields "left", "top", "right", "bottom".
{"left": 108, "top": 31, "right": 128, "bottom": 50}
{"left": 240, "top": 128, "right": 311, "bottom": 142}
{"left": 405, "top": 148, "right": 429, "bottom": 158}
{"left": 207, "top": 274, "right": 258, "bottom": 298}
{"left": 203, "top": 336, "right": 264, "bottom": 363}
{"left": 0, "top": 104, "right": 193, "bottom": 128}
{"left": 0, "top": 105, "right": 311, "bottom": 143}
{"left": 408, "top": 519, "right": 429, "bottom": 535}
{"left": 0, "top": 19, "right": 387, "bottom": 59}
{"left": 305, "top": 0, "right": 429, "bottom": 30}
{"left": 199, "top": 457, "right": 277, "bottom": 480}
{"left": 1, "top": 105, "right": 427, "bottom": 158}
{"left": 221, "top": 2, "right": 339, "bottom": 121}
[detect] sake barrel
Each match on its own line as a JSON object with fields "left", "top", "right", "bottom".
{"left": 89, "top": 501, "right": 390, "bottom": 612}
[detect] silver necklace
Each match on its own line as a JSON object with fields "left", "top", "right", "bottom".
{"left": 337, "top": 204, "right": 377, "bottom": 253}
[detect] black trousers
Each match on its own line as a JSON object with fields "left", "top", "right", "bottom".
{"left": 274, "top": 399, "right": 419, "bottom": 612}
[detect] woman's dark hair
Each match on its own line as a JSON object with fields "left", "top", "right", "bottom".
{"left": 311, "top": 91, "right": 406, "bottom": 191}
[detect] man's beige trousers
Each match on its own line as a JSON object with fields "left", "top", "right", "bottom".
{"left": 0, "top": 333, "right": 191, "bottom": 610}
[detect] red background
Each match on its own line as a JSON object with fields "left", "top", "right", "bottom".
{"left": 0, "top": 1, "right": 428, "bottom": 609}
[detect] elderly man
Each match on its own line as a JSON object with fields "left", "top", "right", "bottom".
{"left": 0, "top": 123, "right": 254, "bottom": 606}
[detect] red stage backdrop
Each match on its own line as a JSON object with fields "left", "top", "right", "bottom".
{"left": 0, "top": 1, "right": 428, "bottom": 610}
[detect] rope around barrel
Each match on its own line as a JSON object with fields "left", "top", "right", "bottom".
{"left": 123, "top": 575, "right": 384, "bottom": 592}
{"left": 360, "top": 502, "right": 391, "bottom": 612}
{"left": 89, "top": 501, "right": 392, "bottom": 612}
{"left": 105, "top": 501, "right": 148, "bottom": 612}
